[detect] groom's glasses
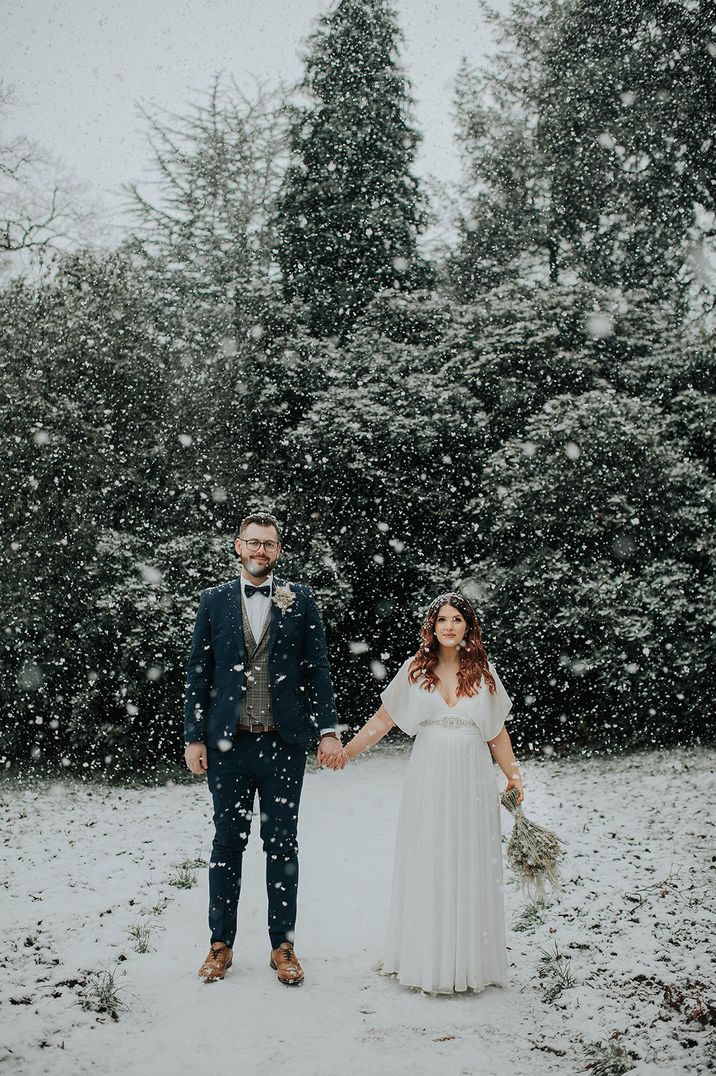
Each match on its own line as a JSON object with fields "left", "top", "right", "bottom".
{"left": 240, "top": 537, "right": 280, "bottom": 552}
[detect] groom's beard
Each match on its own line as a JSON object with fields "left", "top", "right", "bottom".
{"left": 244, "top": 556, "right": 273, "bottom": 579}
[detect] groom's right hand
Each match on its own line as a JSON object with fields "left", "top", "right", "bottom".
{"left": 185, "top": 742, "right": 208, "bottom": 775}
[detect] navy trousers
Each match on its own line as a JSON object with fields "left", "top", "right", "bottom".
{"left": 206, "top": 732, "right": 308, "bottom": 950}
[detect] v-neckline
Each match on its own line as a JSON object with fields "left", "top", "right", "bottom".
{"left": 436, "top": 692, "right": 461, "bottom": 711}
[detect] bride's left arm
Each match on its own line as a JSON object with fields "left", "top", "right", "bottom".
{"left": 487, "top": 727, "right": 524, "bottom": 804}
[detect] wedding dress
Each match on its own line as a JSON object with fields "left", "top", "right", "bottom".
{"left": 379, "top": 657, "right": 512, "bottom": 994}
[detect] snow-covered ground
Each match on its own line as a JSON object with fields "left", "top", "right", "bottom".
{"left": 1, "top": 745, "right": 714, "bottom": 1076}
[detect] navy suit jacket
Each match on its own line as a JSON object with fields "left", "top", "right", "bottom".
{"left": 183, "top": 576, "right": 339, "bottom": 748}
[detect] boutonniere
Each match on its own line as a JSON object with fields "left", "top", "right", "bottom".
{"left": 272, "top": 583, "right": 296, "bottom": 618}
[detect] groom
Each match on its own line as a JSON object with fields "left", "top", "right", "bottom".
{"left": 183, "top": 512, "right": 343, "bottom": 984}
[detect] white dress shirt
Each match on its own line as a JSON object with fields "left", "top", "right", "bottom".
{"left": 241, "top": 572, "right": 337, "bottom": 738}
{"left": 241, "top": 572, "right": 273, "bottom": 643}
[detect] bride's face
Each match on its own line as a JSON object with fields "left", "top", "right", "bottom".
{"left": 434, "top": 604, "right": 467, "bottom": 649}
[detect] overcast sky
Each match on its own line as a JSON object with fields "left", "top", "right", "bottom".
{"left": 2, "top": 0, "right": 509, "bottom": 236}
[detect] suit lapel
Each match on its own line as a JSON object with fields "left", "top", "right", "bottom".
{"left": 227, "top": 580, "right": 247, "bottom": 665}
{"left": 268, "top": 576, "right": 283, "bottom": 655}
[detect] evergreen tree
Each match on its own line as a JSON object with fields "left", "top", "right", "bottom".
{"left": 449, "top": 0, "right": 713, "bottom": 309}
{"left": 467, "top": 389, "right": 715, "bottom": 749}
{"left": 275, "top": 0, "right": 433, "bottom": 338}
{"left": 537, "top": 0, "right": 714, "bottom": 303}
{"left": 0, "top": 250, "right": 183, "bottom": 769}
{"left": 450, "top": 48, "right": 558, "bottom": 293}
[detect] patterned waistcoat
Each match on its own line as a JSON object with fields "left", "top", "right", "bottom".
{"left": 238, "top": 593, "right": 274, "bottom": 728}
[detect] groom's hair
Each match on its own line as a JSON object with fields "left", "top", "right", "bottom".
{"left": 238, "top": 513, "right": 283, "bottom": 541}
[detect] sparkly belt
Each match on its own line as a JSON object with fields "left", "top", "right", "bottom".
{"left": 418, "top": 717, "right": 478, "bottom": 731}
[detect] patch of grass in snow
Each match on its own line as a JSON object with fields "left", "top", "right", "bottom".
{"left": 168, "top": 865, "right": 198, "bottom": 889}
{"left": 79, "top": 966, "right": 127, "bottom": 1021}
{"left": 536, "top": 939, "right": 576, "bottom": 1002}
{"left": 178, "top": 857, "right": 207, "bottom": 870}
{"left": 141, "top": 894, "right": 170, "bottom": 916}
{"left": 513, "top": 898, "right": 549, "bottom": 932}
{"left": 128, "top": 920, "right": 155, "bottom": 954}
{"left": 582, "top": 1036, "right": 634, "bottom": 1074}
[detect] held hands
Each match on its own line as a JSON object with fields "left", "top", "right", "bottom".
{"left": 323, "top": 748, "right": 349, "bottom": 770}
{"left": 185, "top": 742, "right": 208, "bottom": 776}
{"left": 317, "top": 735, "right": 348, "bottom": 771}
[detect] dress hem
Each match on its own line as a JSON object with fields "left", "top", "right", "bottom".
{"left": 375, "top": 962, "right": 507, "bottom": 996}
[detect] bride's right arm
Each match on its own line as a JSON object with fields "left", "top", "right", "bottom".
{"left": 341, "top": 705, "right": 395, "bottom": 763}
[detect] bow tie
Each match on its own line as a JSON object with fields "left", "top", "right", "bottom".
{"left": 244, "top": 584, "right": 271, "bottom": 598}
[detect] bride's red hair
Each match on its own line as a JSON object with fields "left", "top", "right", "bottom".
{"left": 408, "top": 593, "right": 497, "bottom": 697}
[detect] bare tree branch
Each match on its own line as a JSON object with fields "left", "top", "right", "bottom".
{"left": 127, "top": 73, "right": 290, "bottom": 284}
{"left": 0, "top": 81, "right": 101, "bottom": 262}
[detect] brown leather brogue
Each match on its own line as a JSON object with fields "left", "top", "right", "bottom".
{"left": 198, "top": 941, "right": 233, "bottom": 982}
{"left": 269, "top": 942, "right": 304, "bottom": 986}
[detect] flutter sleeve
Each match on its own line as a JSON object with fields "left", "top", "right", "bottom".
{"left": 477, "top": 660, "right": 513, "bottom": 742}
{"left": 380, "top": 657, "right": 421, "bottom": 737}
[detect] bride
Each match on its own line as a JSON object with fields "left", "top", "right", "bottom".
{"left": 323, "top": 592, "right": 523, "bottom": 995}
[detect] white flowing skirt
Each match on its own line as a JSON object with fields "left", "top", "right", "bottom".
{"left": 381, "top": 725, "right": 507, "bottom": 994}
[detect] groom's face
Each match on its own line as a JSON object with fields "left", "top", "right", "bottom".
{"left": 235, "top": 524, "right": 282, "bottom": 579}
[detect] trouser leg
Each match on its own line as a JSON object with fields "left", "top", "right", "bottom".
{"left": 206, "top": 743, "right": 257, "bottom": 949}
{"left": 255, "top": 735, "right": 308, "bottom": 949}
